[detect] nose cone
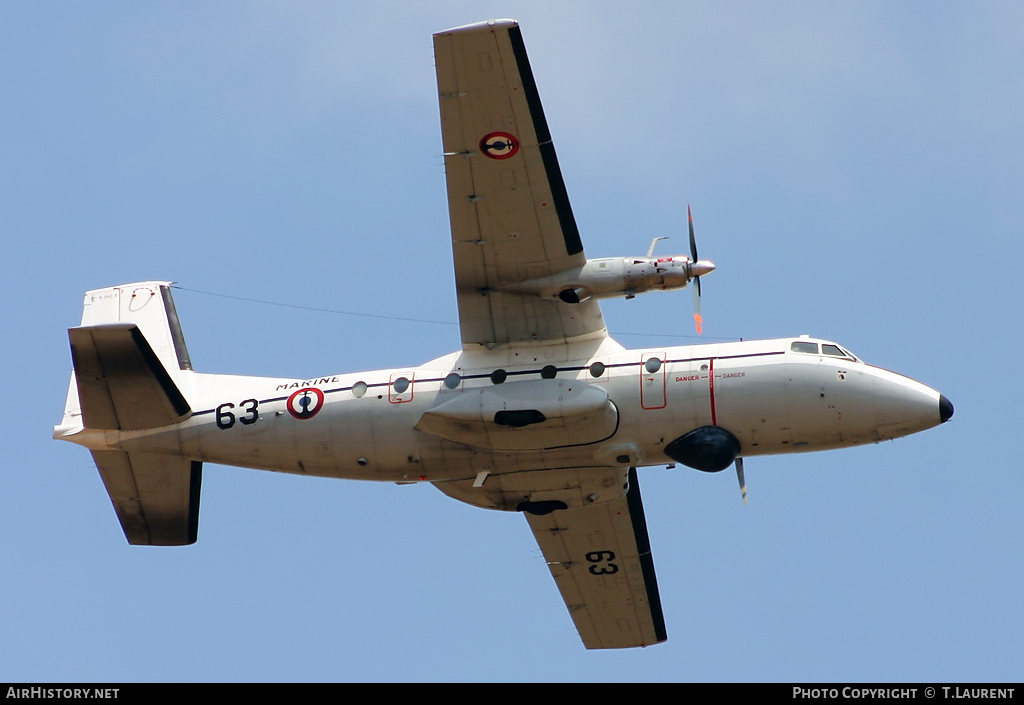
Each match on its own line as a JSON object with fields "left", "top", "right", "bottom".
{"left": 939, "top": 394, "right": 954, "bottom": 423}
{"left": 869, "top": 367, "right": 952, "bottom": 440}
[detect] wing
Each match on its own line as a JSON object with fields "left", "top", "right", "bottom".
{"left": 435, "top": 466, "right": 667, "bottom": 649}
{"left": 526, "top": 467, "right": 667, "bottom": 649}
{"left": 433, "top": 20, "right": 607, "bottom": 348}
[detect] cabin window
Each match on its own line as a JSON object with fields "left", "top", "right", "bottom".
{"left": 351, "top": 381, "right": 368, "bottom": 398}
{"left": 392, "top": 377, "right": 410, "bottom": 394}
{"left": 443, "top": 372, "right": 462, "bottom": 389}
{"left": 589, "top": 362, "right": 605, "bottom": 378}
{"left": 490, "top": 369, "right": 507, "bottom": 384}
{"left": 791, "top": 341, "right": 818, "bottom": 354}
{"left": 541, "top": 365, "right": 557, "bottom": 379}
{"left": 644, "top": 357, "right": 662, "bottom": 373}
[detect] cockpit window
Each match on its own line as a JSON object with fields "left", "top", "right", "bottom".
{"left": 822, "top": 344, "right": 857, "bottom": 361}
{"left": 790, "top": 339, "right": 859, "bottom": 360}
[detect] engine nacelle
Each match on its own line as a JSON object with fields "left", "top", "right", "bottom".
{"left": 500, "top": 255, "right": 714, "bottom": 303}
{"left": 578, "top": 256, "right": 692, "bottom": 299}
{"left": 664, "top": 425, "right": 740, "bottom": 473}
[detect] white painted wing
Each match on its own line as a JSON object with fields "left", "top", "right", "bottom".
{"left": 525, "top": 468, "right": 667, "bottom": 649}
{"left": 433, "top": 20, "right": 607, "bottom": 347}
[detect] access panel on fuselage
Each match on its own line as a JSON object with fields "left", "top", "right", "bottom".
{"left": 639, "top": 352, "right": 666, "bottom": 410}
{"left": 662, "top": 356, "right": 707, "bottom": 435}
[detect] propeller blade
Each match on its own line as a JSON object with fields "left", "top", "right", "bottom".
{"left": 693, "top": 285, "right": 703, "bottom": 335}
{"left": 687, "top": 204, "right": 698, "bottom": 261}
{"left": 735, "top": 457, "right": 748, "bottom": 504}
{"left": 688, "top": 204, "right": 704, "bottom": 334}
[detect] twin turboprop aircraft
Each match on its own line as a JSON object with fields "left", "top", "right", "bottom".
{"left": 54, "top": 20, "right": 953, "bottom": 650}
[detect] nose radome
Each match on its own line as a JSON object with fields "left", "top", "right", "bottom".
{"left": 939, "top": 394, "right": 954, "bottom": 423}
{"left": 868, "top": 367, "right": 953, "bottom": 440}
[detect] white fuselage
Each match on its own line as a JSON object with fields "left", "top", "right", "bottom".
{"left": 60, "top": 336, "right": 947, "bottom": 484}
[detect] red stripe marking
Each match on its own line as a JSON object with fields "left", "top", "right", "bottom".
{"left": 708, "top": 358, "right": 718, "bottom": 425}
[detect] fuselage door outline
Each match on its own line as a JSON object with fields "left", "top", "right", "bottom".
{"left": 389, "top": 372, "right": 415, "bottom": 404}
{"left": 640, "top": 352, "right": 667, "bottom": 410}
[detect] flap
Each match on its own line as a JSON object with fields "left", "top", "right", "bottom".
{"left": 433, "top": 466, "right": 629, "bottom": 512}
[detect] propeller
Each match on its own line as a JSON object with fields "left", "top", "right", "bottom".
{"left": 735, "top": 457, "right": 748, "bottom": 504}
{"left": 687, "top": 205, "right": 715, "bottom": 334}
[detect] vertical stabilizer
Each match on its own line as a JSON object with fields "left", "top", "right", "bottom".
{"left": 60, "top": 282, "right": 193, "bottom": 429}
{"left": 79, "top": 282, "right": 192, "bottom": 375}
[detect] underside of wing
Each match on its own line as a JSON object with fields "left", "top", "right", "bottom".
{"left": 434, "top": 466, "right": 667, "bottom": 649}
{"left": 434, "top": 20, "right": 606, "bottom": 348}
{"left": 526, "top": 468, "right": 666, "bottom": 649}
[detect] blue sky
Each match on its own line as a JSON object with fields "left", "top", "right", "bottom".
{"left": 2, "top": 1, "right": 1021, "bottom": 682}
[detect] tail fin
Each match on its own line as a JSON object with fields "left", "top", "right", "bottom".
{"left": 81, "top": 282, "right": 192, "bottom": 373}
{"left": 60, "top": 282, "right": 193, "bottom": 431}
{"left": 56, "top": 282, "right": 202, "bottom": 546}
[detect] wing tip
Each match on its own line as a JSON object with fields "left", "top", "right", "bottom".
{"left": 435, "top": 18, "right": 518, "bottom": 37}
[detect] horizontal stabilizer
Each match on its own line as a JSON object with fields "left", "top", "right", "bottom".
{"left": 69, "top": 323, "right": 191, "bottom": 430}
{"left": 92, "top": 450, "right": 201, "bottom": 545}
